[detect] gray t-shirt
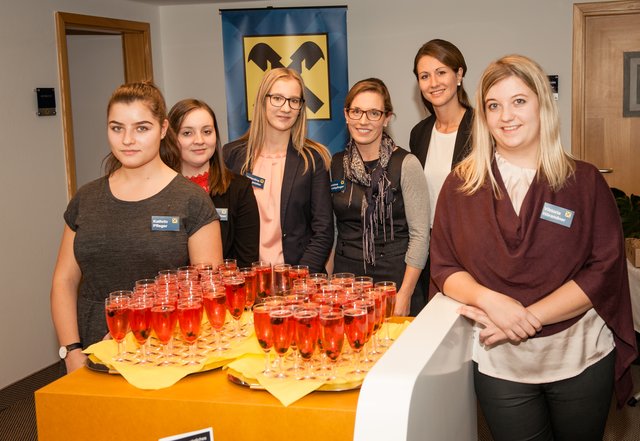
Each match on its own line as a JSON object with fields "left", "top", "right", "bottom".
{"left": 64, "top": 174, "right": 218, "bottom": 346}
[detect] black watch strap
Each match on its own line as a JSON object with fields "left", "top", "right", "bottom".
{"left": 66, "top": 342, "right": 83, "bottom": 352}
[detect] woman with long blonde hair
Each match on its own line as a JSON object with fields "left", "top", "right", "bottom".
{"left": 224, "top": 68, "right": 333, "bottom": 272}
{"left": 430, "top": 55, "right": 636, "bottom": 440}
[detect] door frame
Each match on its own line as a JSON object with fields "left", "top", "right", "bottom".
{"left": 55, "top": 12, "right": 153, "bottom": 198}
{"left": 572, "top": 1, "right": 640, "bottom": 158}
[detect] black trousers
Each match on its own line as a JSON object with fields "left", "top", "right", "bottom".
{"left": 474, "top": 350, "right": 615, "bottom": 441}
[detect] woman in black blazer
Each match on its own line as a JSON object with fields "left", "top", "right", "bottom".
{"left": 169, "top": 99, "right": 259, "bottom": 268}
{"left": 223, "top": 68, "right": 333, "bottom": 273}
{"left": 409, "top": 39, "right": 474, "bottom": 307}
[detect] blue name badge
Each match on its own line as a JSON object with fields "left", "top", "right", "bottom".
{"left": 216, "top": 208, "right": 228, "bottom": 222}
{"left": 540, "top": 202, "right": 574, "bottom": 228}
{"left": 245, "top": 172, "right": 265, "bottom": 189}
{"left": 151, "top": 216, "right": 180, "bottom": 232}
{"left": 330, "top": 179, "right": 346, "bottom": 193}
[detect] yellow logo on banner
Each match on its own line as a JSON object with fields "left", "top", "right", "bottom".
{"left": 244, "top": 34, "right": 330, "bottom": 120}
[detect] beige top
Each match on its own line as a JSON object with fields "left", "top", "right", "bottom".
{"left": 472, "top": 153, "right": 615, "bottom": 383}
{"left": 252, "top": 151, "right": 286, "bottom": 265}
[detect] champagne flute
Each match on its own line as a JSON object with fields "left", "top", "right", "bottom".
{"left": 269, "top": 306, "right": 294, "bottom": 378}
{"left": 252, "top": 260, "right": 272, "bottom": 298}
{"left": 105, "top": 290, "right": 132, "bottom": 363}
{"left": 375, "top": 281, "right": 397, "bottom": 346}
{"left": 294, "top": 308, "right": 319, "bottom": 380}
{"left": 239, "top": 267, "right": 257, "bottom": 320}
{"left": 344, "top": 306, "right": 368, "bottom": 376}
{"left": 319, "top": 308, "right": 344, "bottom": 380}
{"left": 202, "top": 281, "right": 228, "bottom": 352}
{"left": 288, "top": 264, "right": 310, "bottom": 284}
{"left": 128, "top": 294, "right": 154, "bottom": 364}
{"left": 273, "top": 263, "right": 291, "bottom": 295}
{"left": 253, "top": 303, "right": 275, "bottom": 376}
{"left": 177, "top": 296, "right": 204, "bottom": 365}
{"left": 151, "top": 294, "right": 178, "bottom": 365}
{"left": 224, "top": 275, "right": 247, "bottom": 338}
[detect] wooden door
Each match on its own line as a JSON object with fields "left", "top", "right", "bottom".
{"left": 573, "top": 1, "right": 640, "bottom": 195}
{"left": 55, "top": 12, "right": 153, "bottom": 198}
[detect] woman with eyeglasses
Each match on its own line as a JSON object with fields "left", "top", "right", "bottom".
{"left": 330, "top": 78, "right": 429, "bottom": 316}
{"left": 224, "top": 68, "right": 333, "bottom": 273}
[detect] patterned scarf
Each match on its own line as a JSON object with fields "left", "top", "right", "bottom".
{"left": 343, "top": 132, "right": 395, "bottom": 269}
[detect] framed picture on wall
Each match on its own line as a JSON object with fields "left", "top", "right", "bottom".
{"left": 623, "top": 51, "right": 640, "bottom": 117}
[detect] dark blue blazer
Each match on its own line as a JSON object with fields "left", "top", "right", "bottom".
{"left": 223, "top": 138, "right": 333, "bottom": 273}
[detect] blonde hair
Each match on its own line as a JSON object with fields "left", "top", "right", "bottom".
{"left": 456, "top": 54, "right": 574, "bottom": 196}
{"left": 239, "top": 68, "right": 330, "bottom": 174}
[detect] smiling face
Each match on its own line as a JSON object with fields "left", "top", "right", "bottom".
{"left": 416, "top": 55, "right": 462, "bottom": 110}
{"left": 265, "top": 78, "right": 302, "bottom": 134}
{"left": 485, "top": 75, "right": 541, "bottom": 161}
{"left": 176, "top": 108, "right": 216, "bottom": 176}
{"left": 345, "top": 91, "right": 390, "bottom": 150}
{"left": 107, "top": 100, "right": 168, "bottom": 171}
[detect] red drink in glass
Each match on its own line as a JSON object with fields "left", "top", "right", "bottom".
{"left": 320, "top": 310, "right": 344, "bottom": 361}
{"left": 344, "top": 307, "right": 368, "bottom": 351}
{"left": 252, "top": 261, "right": 272, "bottom": 298}
{"left": 151, "top": 304, "right": 177, "bottom": 345}
{"left": 239, "top": 268, "right": 257, "bottom": 309}
{"left": 106, "top": 302, "right": 129, "bottom": 342}
{"left": 253, "top": 305, "right": 274, "bottom": 350}
{"left": 178, "top": 299, "right": 203, "bottom": 344}
{"left": 294, "top": 310, "right": 318, "bottom": 360}
{"left": 273, "top": 264, "right": 291, "bottom": 295}
{"left": 203, "top": 290, "right": 227, "bottom": 331}
{"left": 224, "top": 277, "right": 246, "bottom": 320}
{"left": 288, "top": 265, "right": 309, "bottom": 284}
{"left": 270, "top": 308, "right": 293, "bottom": 355}
{"left": 129, "top": 303, "right": 152, "bottom": 345}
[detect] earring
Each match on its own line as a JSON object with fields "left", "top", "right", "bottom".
{"left": 457, "top": 82, "right": 461, "bottom": 86}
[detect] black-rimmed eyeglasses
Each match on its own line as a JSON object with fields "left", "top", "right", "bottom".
{"left": 346, "top": 107, "right": 385, "bottom": 121}
{"left": 266, "top": 94, "right": 305, "bottom": 110}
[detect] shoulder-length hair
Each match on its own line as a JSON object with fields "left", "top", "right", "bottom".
{"left": 344, "top": 77, "right": 394, "bottom": 135}
{"left": 412, "top": 39, "right": 472, "bottom": 114}
{"left": 456, "top": 54, "right": 575, "bottom": 196}
{"left": 239, "top": 67, "right": 330, "bottom": 174}
{"left": 168, "top": 99, "right": 232, "bottom": 196}
{"left": 103, "top": 82, "right": 180, "bottom": 176}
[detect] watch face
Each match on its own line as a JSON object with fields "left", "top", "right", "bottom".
{"left": 59, "top": 346, "right": 67, "bottom": 359}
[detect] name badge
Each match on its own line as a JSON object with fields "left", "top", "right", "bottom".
{"left": 151, "top": 216, "right": 180, "bottom": 231}
{"left": 330, "top": 179, "right": 346, "bottom": 193}
{"left": 216, "top": 208, "right": 229, "bottom": 222}
{"left": 245, "top": 172, "right": 265, "bottom": 189}
{"left": 540, "top": 202, "right": 574, "bottom": 228}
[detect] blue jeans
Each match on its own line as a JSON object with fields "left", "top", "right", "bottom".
{"left": 474, "top": 350, "right": 614, "bottom": 441}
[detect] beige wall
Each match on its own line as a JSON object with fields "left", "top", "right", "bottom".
{"left": 0, "top": 0, "right": 163, "bottom": 389}
{"left": 1, "top": 0, "right": 597, "bottom": 388}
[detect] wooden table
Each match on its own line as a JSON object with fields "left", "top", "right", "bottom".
{"left": 36, "top": 364, "right": 360, "bottom": 440}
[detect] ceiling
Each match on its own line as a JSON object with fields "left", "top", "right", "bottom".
{"left": 122, "top": 0, "right": 260, "bottom": 5}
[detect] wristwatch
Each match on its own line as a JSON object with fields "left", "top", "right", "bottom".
{"left": 59, "top": 342, "right": 83, "bottom": 359}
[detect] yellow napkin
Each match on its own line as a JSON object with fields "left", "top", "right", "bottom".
{"left": 85, "top": 318, "right": 261, "bottom": 390}
{"left": 225, "top": 320, "right": 411, "bottom": 406}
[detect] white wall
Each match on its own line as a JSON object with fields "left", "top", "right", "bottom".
{"left": 1, "top": 0, "right": 598, "bottom": 388}
{"left": 68, "top": 34, "right": 125, "bottom": 188}
{"left": 0, "top": 0, "right": 163, "bottom": 389}
{"left": 158, "top": 0, "right": 586, "bottom": 150}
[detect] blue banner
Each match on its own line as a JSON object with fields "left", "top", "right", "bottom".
{"left": 221, "top": 7, "right": 348, "bottom": 155}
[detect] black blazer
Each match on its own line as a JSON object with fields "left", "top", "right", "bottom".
{"left": 409, "top": 108, "right": 474, "bottom": 170}
{"left": 223, "top": 139, "right": 333, "bottom": 273}
{"left": 211, "top": 173, "right": 259, "bottom": 268}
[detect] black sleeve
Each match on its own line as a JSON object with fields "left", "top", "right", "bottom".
{"left": 230, "top": 176, "right": 260, "bottom": 268}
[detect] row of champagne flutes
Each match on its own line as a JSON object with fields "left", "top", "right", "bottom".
{"left": 103, "top": 260, "right": 398, "bottom": 373}
{"left": 251, "top": 274, "right": 398, "bottom": 381}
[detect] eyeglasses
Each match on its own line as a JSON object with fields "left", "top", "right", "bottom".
{"left": 266, "top": 94, "right": 305, "bottom": 110}
{"left": 346, "top": 107, "right": 385, "bottom": 121}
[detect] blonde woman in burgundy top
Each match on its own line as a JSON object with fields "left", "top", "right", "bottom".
{"left": 224, "top": 68, "right": 333, "bottom": 273}
{"left": 430, "top": 55, "right": 636, "bottom": 441}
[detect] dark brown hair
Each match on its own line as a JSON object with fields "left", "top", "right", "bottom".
{"left": 104, "top": 82, "right": 180, "bottom": 175}
{"left": 412, "top": 39, "right": 471, "bottom": 114}
{"left": 168, "top": 99, "right": 232, "bottom": 196}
